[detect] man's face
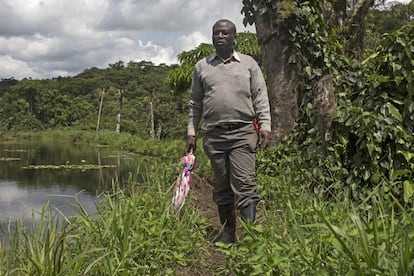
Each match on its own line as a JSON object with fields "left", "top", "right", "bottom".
{"left": 212, "top": 21, "right": 236, "bottom": 52}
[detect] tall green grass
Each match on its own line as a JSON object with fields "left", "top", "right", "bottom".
{"left": 0, "top": 161, "right": 211, "bottom": 275}
{"left": 4, "top": 130, "right": 413, "bottom": 274}
{"left": 217, "top": 146, "right": 414, "bottom": 275}
{"left": 217, "top": 182, "right": 414, "bottom": 275}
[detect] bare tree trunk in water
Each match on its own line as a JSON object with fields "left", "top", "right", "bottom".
{"left": 149, "top": 89, "right": 155, "bottom": 138}
{"left": 116, "top": 89, "right": 123, "bottom": 133}
{"left": 96, "top": 88, "right": 105, "bottom": 132}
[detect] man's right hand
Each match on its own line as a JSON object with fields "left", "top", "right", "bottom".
{"left": 185, "top": 135, "right": 196, "bottom": 154}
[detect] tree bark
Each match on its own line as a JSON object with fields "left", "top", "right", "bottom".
{"left": 156, "top": 125, "right": 162, "bottom": 140}
{"left": 149, "top": 89, "right": 155, "bottom": 138}
{"left": 331, "top": 0, "right": 348, "bottom": 26}
{"left": 346, "top": 0, "right": 375, "bottom": 57}
{"left": 116, "top": 89, "right": 123, "bottom": 133}
{"left": 255, "top": 12, "right": 298, "bottom": 144}
{"left": 96, "top": 88, "right": 105, "bottom": 132}
{"left": 315, "top": 74, "right": 335, "bottom": 143}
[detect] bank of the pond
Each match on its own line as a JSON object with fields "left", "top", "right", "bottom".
{"left": 4, "top": 129, "right": 214, "bottom": 179}
{"left": 1, "top": 130, "right": 414, "bottom": 275}
{"left": 3, "top": 130, "right": 185, "bottom": 160}
{"left": 0, "top": 130, "right": 222, "bottom": 274}
{"left": 0, "top": 163, "right": 219, "bottom": 275}
{"left": 0, "top": 136, "right": 150, "bottom": 227}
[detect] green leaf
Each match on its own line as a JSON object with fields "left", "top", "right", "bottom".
{"left": 305, "top": 66, "right": 312, "bottom": 78}
{"left": 403, "top": 180, "right": 414, "bottom": 202}
{"left": 392, "top": 169, "right": 411, "bottom": 180}
{"left": 385, "top": 103, "right": 402, "bottom": 122}
{"left": 398, "top": 150, "right": 414, "bottom": 162}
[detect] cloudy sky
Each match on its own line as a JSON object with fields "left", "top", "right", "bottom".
{"left": 0, "top": 0, "right": 408, "bottom": 80}
{"left": 0, "top": 0, "right": 256, "bottom": 80}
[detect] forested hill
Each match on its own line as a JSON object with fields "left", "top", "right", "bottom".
{"left": 0, "top": 61, "right": 188, "bottom": 139}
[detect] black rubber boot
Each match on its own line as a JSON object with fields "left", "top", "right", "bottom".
{"left": 216, "top": 203, "right": 236, "bottom": 243}
{"left": 240, "top": 202, "right": 257, "bottom": 222}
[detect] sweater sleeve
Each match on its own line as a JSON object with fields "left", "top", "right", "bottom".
{"left": 187, "top": 65, "right": 203, "bottom": 136}
{"left": 250, "top": 59, "right": 271, "bottom": 132}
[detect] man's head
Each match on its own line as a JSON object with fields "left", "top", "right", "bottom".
{"left": 212, "top": 19, "right": 236, "bottom": 54}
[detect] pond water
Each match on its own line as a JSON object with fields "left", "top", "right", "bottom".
{"left": 0, "top": 139, "right": 146, "bottom": 227}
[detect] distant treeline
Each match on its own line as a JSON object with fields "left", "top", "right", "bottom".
{"left": 0, "top": 61, "right": 188, "bottom": 139}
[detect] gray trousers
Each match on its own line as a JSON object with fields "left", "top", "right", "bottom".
{"left": 202, "top": 124, "right": 260, "bottom": 209}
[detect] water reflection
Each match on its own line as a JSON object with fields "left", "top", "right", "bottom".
{"left": 0, "top": 140, "right": 145, "bottom": 225}
{"left": 0, "top": 179, "right": 97, "bottom": 223}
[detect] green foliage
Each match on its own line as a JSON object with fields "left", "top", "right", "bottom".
{"left": 216, "top": 142, "right": 414, "bottom": 275}
{"left": 235, "top": 32, "right": 261, "bottom": 62}
{"left": 2, "top": 128, "right": 414, "bottom": 274}
{"left": 0, "top": 61, "right": 188, "bottom": 139}
{"left": 11, "top": 129, "right": 186, "bottom": 161}
{"left": 314, "top": 192, "right": 414, "bottom": 275}
{"left": 0, "top": 157, "right": 210, "bottom": 275}
{"left": 329, "top": 25, "right": 414, "bottom": 200}
{"left": 69, "top": 166, "right": 208, "bottom": 275}
{"left": 242, "top": 0, "right": 414, "bottom": 201}
{"left": 0, "top": 202, "right": 87, "bottom": 275}
{"left": 367, "top": 1, "right": 414, "bottom": 49}
{"left": 166, "top": 32, "right": 261, "bottom": 94}
{"left": 242, "top": 0, "right": 299, "bottom": 26}
{"left": 288, "top": 1, "right": 331, "bottom": 77}
{"left": 1, "top": 1, "right": 414, "bottom": 274}
{"left": 166, "top": 43, "right": 214, "bottom": 94}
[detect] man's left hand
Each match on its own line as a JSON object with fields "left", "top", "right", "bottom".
{"left": 258, "top": 130, "right": 271, "bottom": 149}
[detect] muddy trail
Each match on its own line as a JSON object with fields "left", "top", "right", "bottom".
{"left": 181, "top": 174, "right": 264, "bottom": 275}
{"left": 181, "top": 174, "right": 227, "bottom": 275}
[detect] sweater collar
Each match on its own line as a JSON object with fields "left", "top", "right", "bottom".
{"left": 207, "top": 51, "right": 241, "bottom": 63}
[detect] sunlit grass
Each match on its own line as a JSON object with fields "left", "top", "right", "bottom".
{"left": 2, "top": 130, "right": 413, "bottom": 274}
{"left": 217, "top": 148, "right": 414, "bottom": 275}
{"left": 0, "top": 161, "right": 211, "bottom": 275}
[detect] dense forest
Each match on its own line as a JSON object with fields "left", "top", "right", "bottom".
{"left": 1, "top": 1, "right": 412, "bottom": 140}
{"left": 1, "top": 1, "right": 414, "bottom": 274}
{"left": 0, "top": 0, "right": 413, "bottom": 199}
{"left": 0, "top": 61, "right": 188, "bottom": 139}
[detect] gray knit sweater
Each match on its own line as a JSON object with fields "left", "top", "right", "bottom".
{"left": 187, "top": 51, "right": 271, "bottom": 136}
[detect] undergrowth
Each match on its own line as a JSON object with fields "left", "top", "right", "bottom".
{"left": 1, "top": 129, "right": 413, "bottom": 275}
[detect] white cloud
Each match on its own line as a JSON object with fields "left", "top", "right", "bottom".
{"left": 0, "top": 0, "right": 408, "bottom": 80}
{"left": 0, "top": 0, "right": 252, "bottom": 79}
{"left": 0, "top": 55, "right": 41, "bottom": 79}
{"left": 176, "top": 31, "right": 210, "bottom": 52}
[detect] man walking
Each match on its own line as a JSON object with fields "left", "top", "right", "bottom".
{"left": 185, "top": 19, "right": 271, "bottom": 243}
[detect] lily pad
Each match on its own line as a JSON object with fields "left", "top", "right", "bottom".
{"left": 22, "top": 164, "right": 117, "bottom": 170}
{"left": 0, "top": 157, "right": 21, "bottom": 161}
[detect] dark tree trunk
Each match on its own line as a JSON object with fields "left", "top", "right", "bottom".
{"left": 255, "top": 12, "right": 298, "bottom": 144}
{"left": 331, "top": 0, "right": 348, "bottom": 26}
{"left": 346, "top": 0, "right": 375, "bottom": 57}
{"left": 250, "top": 0, "right": 375, "bottom": 145}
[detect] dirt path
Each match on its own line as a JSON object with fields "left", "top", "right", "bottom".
{"left": 190, "top": 175, "right": 220, "bottom": 229}
{"left": 183, "top": 174, "right": 266, "bottom": 275}
{"left": 181, "top": 175, "right": 228, "bottom": 275}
